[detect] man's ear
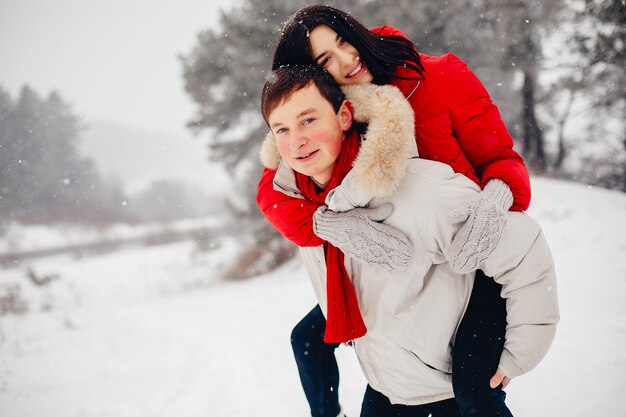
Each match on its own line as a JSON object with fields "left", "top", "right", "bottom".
{"left": 337, "top": 99, "right": 354, "bottom": 131}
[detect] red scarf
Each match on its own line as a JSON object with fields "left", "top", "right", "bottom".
{"left": 295, "top": 129, "right": 367, "bottom": 343}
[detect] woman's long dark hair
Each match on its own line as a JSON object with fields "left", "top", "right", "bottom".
{"left": 272, "top": 4, "right": 424, "bottom": 85}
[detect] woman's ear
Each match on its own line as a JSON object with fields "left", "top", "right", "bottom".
{"left": 337, "top": 99, "right": 354, "bottom": 131}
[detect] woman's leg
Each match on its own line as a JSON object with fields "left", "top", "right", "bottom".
{"left": 291, "top": 304, "right": 341, "bottom": 417}
{"left": 360, "top": 385, "right": 461, "bottom": 417}
{"left": 452, "top": 270, "right": 513, "bottom": 417}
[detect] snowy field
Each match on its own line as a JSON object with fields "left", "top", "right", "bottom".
{"left": 0, "top": 177, "right": 625, "bottom": 417}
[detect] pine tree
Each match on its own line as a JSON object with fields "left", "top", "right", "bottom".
{"left": 1, "top": 86, "right": 46, "bottom": 219}
{"left": 0, "top": 85, "right": 129, "bottom": 225}
{"left": 181, "top": 0, "right": 324, "bottom": 217}
{"left": 491, "top": 0, "right": 564, "bottom": 173}
{"left": 571, "top": 0, "right": 625, "bottom": 190}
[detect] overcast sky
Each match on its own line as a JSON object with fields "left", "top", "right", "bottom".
{"left": 0, "top": 0, "right": 226, "bottom": 135}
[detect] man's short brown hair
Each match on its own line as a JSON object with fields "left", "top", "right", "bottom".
{"left": 260, "top": 65, "right": 346, "bottom": 125}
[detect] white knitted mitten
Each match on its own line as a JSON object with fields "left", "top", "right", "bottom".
{"left": 314, "top": 203, "right": 413, "bottom": 271}
{"left": 446, "top": 179, "right": 514, "bottom": 274}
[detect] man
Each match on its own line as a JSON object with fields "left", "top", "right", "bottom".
{"left": 258, "top": 66, "right": 559, "bottom": 416}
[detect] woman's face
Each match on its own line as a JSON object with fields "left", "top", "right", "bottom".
{"left": 309, "top": 24, "right": 373, "bottom": 86}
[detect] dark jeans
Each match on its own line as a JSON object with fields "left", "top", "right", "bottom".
{"left": 452, "top": 271, "right": 512, "bottom": 417}
{"left": 290, "top": 270, "right": 512, "bottom": 417}
{"left": 291, "top": 304, "right": 341, "bottom": 417}
{"left": 361, "top": 385, "right": 461, "bottom": 417}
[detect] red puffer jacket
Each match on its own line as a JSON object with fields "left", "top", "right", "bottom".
{"left": 257, "top": 25, "right": 531, "bottom": 247}
{"left": 375, "top": 25, "right": 530, "bottom": 209}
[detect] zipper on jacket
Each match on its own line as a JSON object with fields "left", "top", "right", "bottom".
{"left": 406, "top": 80, "right": 421, "bottom": 100}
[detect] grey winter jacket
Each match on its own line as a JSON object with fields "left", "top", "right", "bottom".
{"left": 261, "top": 84, "right": 559, "bottom": 406}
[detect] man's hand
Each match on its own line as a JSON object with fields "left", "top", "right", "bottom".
{"left": 314, "top": 204, "right": 412, "bottom": 271}
{"left": 446, "top": 179, "right": 514, "bottom": 274}
{"left": 490, "top": 368, "right": 511, "bottom": 389}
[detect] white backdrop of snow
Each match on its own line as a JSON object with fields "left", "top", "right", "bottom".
{"left": 0, "top": 177, "right": 625, "bottom": 417}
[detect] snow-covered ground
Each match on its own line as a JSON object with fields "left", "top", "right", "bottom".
{"left": 0, "top": 216, "right": 222, "bottom": 255}
{"left": 0, "top": 177, "right": 625, "bottom": 417}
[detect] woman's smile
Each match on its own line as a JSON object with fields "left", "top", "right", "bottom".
{"left": 346, "top": 58, "right": 367, "bottom": 79}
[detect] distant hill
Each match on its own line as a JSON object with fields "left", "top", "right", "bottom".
{"left": 78, "top": 120, "right": 229, "bottom": 195}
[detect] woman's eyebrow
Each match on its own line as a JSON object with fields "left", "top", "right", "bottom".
{"left": 314, "top": 51, "right": 326, "bottom": 63}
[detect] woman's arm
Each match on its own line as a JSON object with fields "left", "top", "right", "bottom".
{"left": 257, "top": 167, "right": 411, "bottom": 270}
{"left": 369, "top": 27, "right": 530, "bottom": 210}
{"left": 446, "top": 53, "right": 531, "bottom": 211}
{"left": 256, "top": 167, "right": 324, "bottom": 247}
{"left": 427, "top": 178, "right": 558, "bottom": 380}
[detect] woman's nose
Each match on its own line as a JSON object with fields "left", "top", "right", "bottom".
{"left": 337, "top": 49, "right": 355, "bottom": 68}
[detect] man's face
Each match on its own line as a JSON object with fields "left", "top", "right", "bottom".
{"left": 268, "top": 83, "right": 352, "bottom": 186}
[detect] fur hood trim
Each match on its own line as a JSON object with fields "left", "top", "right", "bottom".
{"left": 260, "top": 83, "right": 416, "bottom": 197}
{"left": 260, "top": 130, "right": 281, "bottom": 170}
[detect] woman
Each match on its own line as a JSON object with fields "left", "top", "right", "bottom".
{"left": 256, "top": 5, "right": 530, "bottom": 417}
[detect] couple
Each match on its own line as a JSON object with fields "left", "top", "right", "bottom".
{"left": 256, "top": 5, "right": 558, "bottom": 417}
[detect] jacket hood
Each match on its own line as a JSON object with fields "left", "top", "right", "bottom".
{"left": 260, "top": 83, "right": 417, "bottom": 198}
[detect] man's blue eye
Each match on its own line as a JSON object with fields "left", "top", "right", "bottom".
{"left": 304, "top": 118, "right": 315, "bottom": 125}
